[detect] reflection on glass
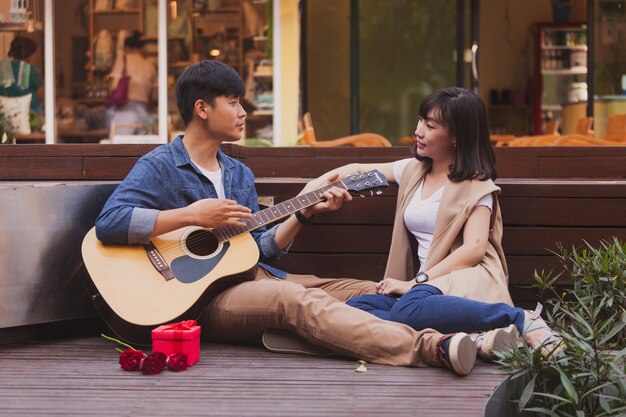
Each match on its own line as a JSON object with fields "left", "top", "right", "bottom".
{"left": 51, "top": 0, "right": 158, "bottom": 143}
{"left": 166, "top": 0, "right": 273, "bottom": 143}
{"left": 359, "top": 0, "right": 457, "bottom": 143}
{"left": 0, "top": 0, "right": 45, "bottom": 144}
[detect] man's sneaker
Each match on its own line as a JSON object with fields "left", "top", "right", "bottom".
{"left": 435, "top": 333, "right": 476, "bottom": 376}
{"left": 474, "top": 324, "right": 520, "bottom": 361}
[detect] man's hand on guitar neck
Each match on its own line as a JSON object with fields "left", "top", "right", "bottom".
{"left": 152, "top": 199, "right": 252, "bottom": 237}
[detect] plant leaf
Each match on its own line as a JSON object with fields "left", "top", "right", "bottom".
{"left": 518, "top": 374, "right": 536, "bottom": 411}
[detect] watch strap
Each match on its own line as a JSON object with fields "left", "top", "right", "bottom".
{"left": 295, "top": 210, "right": 315, "bottom": 225}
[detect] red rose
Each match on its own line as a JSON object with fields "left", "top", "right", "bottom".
{"left": 141, "top": 352, "right": 167, "bottom": 375}
{"left": 166, "top": 353, "right": 189, "bottom": 372}
{"left": 119, "top": 349, "right": 145, "bottom": 371}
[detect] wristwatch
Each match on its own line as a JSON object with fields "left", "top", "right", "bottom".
{"left": 295, "top": 210, "right": 316, "bottom": 225}
{"left": 414, "top": 271, "right": 429, "bottom": 284}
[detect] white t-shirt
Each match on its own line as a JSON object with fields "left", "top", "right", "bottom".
{"left": 193, "top": 162, "right": 225, "bottom": 199}
{"left": 392, "top": 158, "right": 493, "bottom": 271}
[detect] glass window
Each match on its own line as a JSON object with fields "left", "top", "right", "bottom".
{"left": 167, "top": 0, "right": 273, "bottom": 144}
{"left": 0, "top": 0, "right": 45, "bottom": 144}
{"left": 593, "top": 0, "right": 626, "bottom": 140}
{"left": 51, "top": 0, "right": 159, "bottom": 144}
{"left": 306, "top": 0, "right": 459, "bottom": 145}
{"left": 359, "top": 0, "right": 457, "bottom": 143}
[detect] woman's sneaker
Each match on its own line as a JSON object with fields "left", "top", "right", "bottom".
{"left": 523, "top": 303, "right": 565, "bottom": 358}
{"left": 474, "top": 324, "right": 520, "bottom": 361}
{"left": 436, "top": 333, "right": 476, "bottom": 376}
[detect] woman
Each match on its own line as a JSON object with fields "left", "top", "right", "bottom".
{"left": 332, "top": 87, "right": 562, "bottom": 359}
{"left": 108, "top": 31, "right": 157, "bottom": 135}
{"left": 2, "top": 36, "right": 43, "bottom": 116}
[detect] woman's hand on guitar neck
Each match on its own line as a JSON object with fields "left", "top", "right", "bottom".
{"left": 152, "top": 198, "right": 252, "bottom": 237}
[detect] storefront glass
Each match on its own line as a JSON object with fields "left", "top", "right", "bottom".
{"left": 0, "top": 0, "right": 45, "bottom": 144}
{"left": 590, "top": 0, "right": 626, "bottom": 140}
{"left": 45, "top": 0, "right": 271, "bottom": 144}
{"left": 358, "top": 0, "right": 458, "bottom": 143}
{"left": 306, "top": 0, "right": 460, "bottom": 145}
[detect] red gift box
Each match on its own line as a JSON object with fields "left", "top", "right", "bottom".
{"left": 152, "top": 320, "right": 201, "bottom": 366}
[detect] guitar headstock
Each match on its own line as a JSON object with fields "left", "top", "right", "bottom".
{"left": 343, "top": 169, "right": 389, "bottom": 197}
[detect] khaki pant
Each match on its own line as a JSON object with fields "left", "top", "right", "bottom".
{"left": 200, "top": 269, "right": 441, "bottom": 367}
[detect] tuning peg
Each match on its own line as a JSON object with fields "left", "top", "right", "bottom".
{"left": 359, "top": 193, "right": 365, "bottom": 198}
{"left": 375, "top": 190, "right": 383, "bottom": 195}
{"left": 368, "top": 190, "right": 374, "bottom": 196}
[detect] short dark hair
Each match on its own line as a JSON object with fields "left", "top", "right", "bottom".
{"left": 124, "top": 31, "right": 144, "bottom": 49}
{"left": 175, "top": 60, "right": 245, "bottom": 126}
{"left": 412, "top": 87, "right": 497, "bottom": 181}
{"left": 8, "top": 36, "right": 37, "bottom": 60}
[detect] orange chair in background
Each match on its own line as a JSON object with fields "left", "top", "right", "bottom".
{"left": 542, "top": 120, "right": 560, "bottom": 135}
{"left": 495, "top": 117, "right": 597, "bottom": 147}
{"left": 575, "top": 117, "right": 594, "bottom": 136}
{"left": 555, "top": 114, "right": 626, "bottom": 146}
{"left": 299, "top": 112, "right": 392, "bottom": 147}
{"left": 495, "top": 120, "right": 561, "bottom": 147}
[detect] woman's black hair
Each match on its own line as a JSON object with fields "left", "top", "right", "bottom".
{"left": 175, "top": 60, "right": 245, "bottom": 126}
{"left": 8, "top": 36, "right": 37, "bottom": 60}
{"left": 411, "top": 87, "right": 497, "bottom": 181}
{"left": 124, "top": 31, "right": 144, "bottom": 49}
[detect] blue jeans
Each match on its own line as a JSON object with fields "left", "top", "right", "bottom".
{"left": 347, "top": 284, "right": 525, "bottom": 334}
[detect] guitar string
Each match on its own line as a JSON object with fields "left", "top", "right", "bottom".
{"left": 154, "top": 189, "right": 326, "bottom": 256}
{"left": 152, "top": 176, "right": 386, "bottom": 257}
{"left": 150, "top": 181, "right": 351, "bottom": 257}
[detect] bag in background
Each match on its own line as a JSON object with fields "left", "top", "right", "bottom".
{"left": 106, "top": 54, "right": 129, "bottom": 109}
{"left": 106, "top": 76, "right": 129, "bottom": 109}
{"left": 0, "top": 93, "right": 32, "bottom": 134}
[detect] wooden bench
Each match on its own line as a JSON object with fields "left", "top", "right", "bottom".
{"left": 0, "top": 144, "right": 625, "bottom": 337}
{"left": 1, "top": 144, "right": 624, "bottom": 416}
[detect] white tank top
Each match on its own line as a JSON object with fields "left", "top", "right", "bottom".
{"left": 393, "top": 158, "right": 493, "bottom": 271}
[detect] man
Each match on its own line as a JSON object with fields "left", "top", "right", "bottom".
{"left": 95, "top": 60, "right": 476, "bottom": 376}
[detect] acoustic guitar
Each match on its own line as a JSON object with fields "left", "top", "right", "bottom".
{"left": 82, "top": 170, "right": 388, "bottom": 344}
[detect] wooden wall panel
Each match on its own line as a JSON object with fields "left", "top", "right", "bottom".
{"left": 500, "top": 197, "right": 626, "bottom": 226}
{"left": 1, "top": 144, "right": 625, "bottom": 180}
{"left": 1, "top": 144, "right": 624, "bottom": 309}
{"left": 0, "top": 157, "right": 84, "bottom": 180}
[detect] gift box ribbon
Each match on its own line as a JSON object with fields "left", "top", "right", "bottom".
{"left": 157, "top": 320, "right": 198, "bottom": 354}
{"left": 162, "top": 320, "right": 197, "bottom": 331}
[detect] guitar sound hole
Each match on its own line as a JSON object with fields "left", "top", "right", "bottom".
{"left": 185, "top": 230, "right": 219, "bottom": 257}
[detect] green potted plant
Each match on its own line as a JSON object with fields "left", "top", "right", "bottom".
{"left": 498, "top": 238, "right": 626, "bottom": 416}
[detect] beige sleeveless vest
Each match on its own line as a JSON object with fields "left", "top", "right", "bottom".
{"left": 383, "top": 159, "right": 513, "bottom": 306}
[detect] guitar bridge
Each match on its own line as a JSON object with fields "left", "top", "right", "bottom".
{"left": 144, "top": 242, "right": 175, "bottom": 281}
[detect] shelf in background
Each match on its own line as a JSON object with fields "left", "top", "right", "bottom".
{"left": 541, "top": 45, "right": 587, "bottom": 51}
{"left": 14, "top": 133, "right": 45, "bottom": 143}
{"left": 92, "top": 8, "right": 141, "bottom": 14}
{"left": 541, "top": 68, "right": 587, "bottom": 75}
{"left": 77, "top": 97, "right": 107, "bottom": 105}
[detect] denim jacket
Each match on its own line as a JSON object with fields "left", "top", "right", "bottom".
{"left": 95, "top": 135, "right": 288, "bottom": 277}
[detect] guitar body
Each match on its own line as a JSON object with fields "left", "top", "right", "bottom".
{"left": 81, "top": 170, "right": 389, "bottom": 345}
{"left": 81, "top": 226, "right": 259, "bottom": 345}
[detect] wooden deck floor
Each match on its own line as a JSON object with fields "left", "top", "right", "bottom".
{"left": 0, "top": 337, "right": 515, "bottom": 417}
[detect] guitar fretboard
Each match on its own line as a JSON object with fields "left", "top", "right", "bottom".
{"left": 212, "top": 180, "right": 346, "bottom": 242}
